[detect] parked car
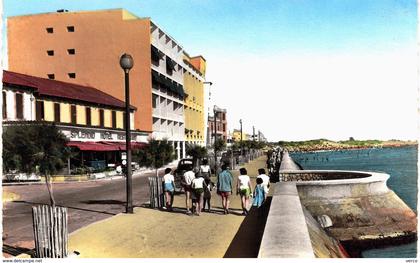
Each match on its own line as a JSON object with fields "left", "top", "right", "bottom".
{"left": 173, "top": 158, "right": 194, "bottom": 192}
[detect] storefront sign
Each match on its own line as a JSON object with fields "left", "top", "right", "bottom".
{"left": 70, "top": 130, "right": 96, "bottom": 139}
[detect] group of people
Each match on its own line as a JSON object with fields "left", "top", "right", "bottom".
{"left": 161, "top": 159, "right": 271, "bottom": 217}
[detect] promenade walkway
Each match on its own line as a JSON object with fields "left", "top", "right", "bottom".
{"left": 68, "top": 156, "right": 269, "bottom": 258}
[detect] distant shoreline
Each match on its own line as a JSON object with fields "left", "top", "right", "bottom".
{"left": 286, "top": 142, "right": 417, "bottom": 153}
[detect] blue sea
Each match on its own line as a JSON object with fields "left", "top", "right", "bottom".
{"left": 290, "top": 146, "right": 418, "bottom": 258}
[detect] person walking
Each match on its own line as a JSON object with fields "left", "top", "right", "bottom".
{"left": 182, "top": 166, "right": 196, "bottom": 215}
{"left": 252, "top": 177, "right": 266, "bottom": 218}
{"left": 162, "top": 168, "right": 175, "bottom": 211}
{"left": 257, "top": 168, "right": 270, "bottom": 200}
{"left": 236, "top": 167, "right": 252, "bottom": 215}
{"left": 191, "top": 172, "right": 206, "bottom": 216}
{"left": 217, "top": 164, "right": 233, "bottom": 215}
{"left": 200, "top": 159, "right": 211, "bottom": 180}
{"left": 203, "top": 177, "right": 214, "bottom": 212}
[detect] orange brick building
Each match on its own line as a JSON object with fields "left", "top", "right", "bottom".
{"left": 7, "top": 9, "right": 152, "bottom": 133}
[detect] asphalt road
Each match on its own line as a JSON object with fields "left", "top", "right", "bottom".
{"left": 3, "top": 170, "right": 164, "bottom": 255}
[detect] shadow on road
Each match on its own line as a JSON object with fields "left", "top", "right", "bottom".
{"left": 2, "top": 244, "right": 35, "bottom": 257}
{"left": 13, "top": 200, "right": 117, "bottom": 215}
{"left": 81, "top": 199, "right": 125, "bottom": 205}
{"left": 223, "top": 196, "right": 272, "bottom": 258}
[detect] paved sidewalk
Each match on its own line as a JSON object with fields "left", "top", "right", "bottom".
{"left": 68, "top": 156, "right": 268, "bottom": 258}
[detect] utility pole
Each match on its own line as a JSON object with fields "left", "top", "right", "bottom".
{"left": 253, "top": 126, "right": 255, "bottom": 142}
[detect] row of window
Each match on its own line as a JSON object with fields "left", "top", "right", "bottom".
{"left": 35, "top": 100, "right": 125, "bottom": 129}
{"left": 47, "top": 73, "right": 76, "bottom": 80}
{"left": 209, "top": 122, "right": 227, "bottom": 133}
{"left": 47, "top": 49, "right": 75, "bottom": 56}
{"left": 46, "top": 26, "right": 74, "bottom": 33}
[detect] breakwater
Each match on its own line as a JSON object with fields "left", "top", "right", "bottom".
{"left": 259, "top": 149, "right": 417, "bottom": 258}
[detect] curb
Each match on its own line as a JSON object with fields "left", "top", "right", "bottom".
{"left": 2, "top": 165, "right": 177, "bottom": 186}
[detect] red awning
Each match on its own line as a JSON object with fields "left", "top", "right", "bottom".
{"left": 67, "top": 141, "right": 147, "bottom": 151}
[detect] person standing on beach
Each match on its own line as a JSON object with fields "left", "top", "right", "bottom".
{"left": 217, "top": 164, "right": 233, "bottom": 214}
{"left": 236, "top": 168, "right": 252, "bottom": 215}
{"left": 162, "top": 168, "right": 175, "bottom": 211}
{"left": 182, "top": 166, "right": 196, "bottom": 215}
{"left": 257, "top": 168, "right": 270, "bottom": 200}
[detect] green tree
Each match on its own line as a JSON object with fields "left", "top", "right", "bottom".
{"left": 186, "top": 143, "right": 207, "bottom": 168}
{"left": 133, "top": 138, "right": 176, "bottom": 177}
{"left": 214, "top": 138, "right": 226, "bottom": 152}
{"left": 3, "top": 124, "right": 70, "bottom": 206}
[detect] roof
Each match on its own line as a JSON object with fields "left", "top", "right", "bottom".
{"left": 3, "top": 70, "right": 136, "bottom": 110}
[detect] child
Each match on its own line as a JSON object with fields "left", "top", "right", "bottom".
{"left": 252, "top": 177, "right": 265, "bottom": 217}
{"left": 162, "top": 168, "right": 175, "bottom": 211}
{"left": 237, "top": 168, "right": 252, "bottom": 215}
{"left": 203, "top": 177, "right": 214, "bottom": 212}
{"left": 191, "top": 172, "right": 206, "bottom": 216}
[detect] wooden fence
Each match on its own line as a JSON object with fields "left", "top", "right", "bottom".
{"left": 148, "top": 177, "right": 165, "bottom": 208}
{"left": 32, "top": 205, "right": 68, "bottom": 258}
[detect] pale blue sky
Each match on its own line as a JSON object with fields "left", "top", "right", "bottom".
{"left": 2, "top": 0, "right": 418, "bottom": 141}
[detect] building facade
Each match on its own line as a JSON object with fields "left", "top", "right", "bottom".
{"left": 7, "top": 8, "right": 207, "bottom": 159}
{"left": 207, "top": 106, "right": 227, "bottom": 145}
{"left": 183, "top": 54, "right": 206, "bottom": 146}
{"left": 3, "top": 70, "right": 146, "bottom": 170}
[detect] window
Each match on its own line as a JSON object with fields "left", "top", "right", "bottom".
{"left": 15, "top": 93, "right": 23, "bottom": 119}
{"left": 68, "top": 73, "right": 76, "bottom": 79}
{"left": 99, "top": 109, "right": 104, "bottom": 127}
{"left": 152, "top": 94, "right": 158, "bottom": 109}
{"left": 86, "top": 107, "right": 91, "bottom": 126}
{"left": 46, "top": 27, "right": 53, "bottom": 33}
{"left": 111, "top": 111, "right": 116, "bottom": 128}
{"left": 2, "top": 91, "right": 6, "bottom": 119}
{"left": 151, "top": 46, "right": 160, "bottom": 63}
{"left": 223, "top": 124, "right": 226, "bottom": 132}
{"left": 54, "top": 103, "right": 60, "bottom": 122}
{"left": 47, "top": 74, "right": 55, "bottom": 80}
{"left": 67, "top": 49, "right": 75, "bottom": 55}
{"left": 67, "top": 26, "right": 75, "bottom": 32}
{"left": 47, "top": 50, "right": 54, "bottom": 56}
{"left": 36, "top": 100, "right": 44, "bottom": 121}
{"left": 123, "top": 112, "right": 126, "bottom": 130}
{"left": 70, "top": 105, "right": 76, "bottom": 124}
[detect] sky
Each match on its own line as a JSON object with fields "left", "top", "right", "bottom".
{"left": 2, "top": 0, "right": 418, "bottom": 141}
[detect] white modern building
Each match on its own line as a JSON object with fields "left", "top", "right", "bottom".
{"left": 150, "top": 21, "right": 186, "bottom": 159}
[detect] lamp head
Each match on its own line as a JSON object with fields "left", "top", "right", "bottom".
{"left": 120, "top": 53, "right": 134, "bottom": 72}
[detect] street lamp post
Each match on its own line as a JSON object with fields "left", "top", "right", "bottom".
{"left": 213, "top": 105, "right": 218, "bottom": 176}
{"left": 203, "top": 81, "right": 213, "bottom": 147}
{"left": 120, "top": 53, "right": 134, "bottom": 214}
{"left": 239, "top": 119, "right": 243, "bottom": 156}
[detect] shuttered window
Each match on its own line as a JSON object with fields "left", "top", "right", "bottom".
{"left": 15, "top": 93, "right": 23, "bottom": 119}
{"left": 36, "top": 100, "right": 44, "bottom": 121}
{"left": 70, "top": 105, "right": 77, "bottom": 124}
{"left": 3, "top": 91, "right": 7, "bottom": 119}
{"left": 86, "top": 107, "right": 91, "bottom": 126}
{"left": 99, "top": 109, "right": 104, "bottom": 127}
{"left": 54, "top": 103, "right": 60, "bottom": 123}
{"left": 111, "top": 111, "right": 116, "bottom": 128}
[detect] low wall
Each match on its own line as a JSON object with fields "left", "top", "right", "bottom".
{"left": 280, "top": 169, "right": 417, "bottom": 247}
{"left": 258, "top": 182, "right": 348, "bottom": 258}
{"left": 258, "top": 182, "right": 315, "bottom": 258}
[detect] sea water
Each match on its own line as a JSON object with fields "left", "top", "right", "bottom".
{"left": 290, "top": 146, "right": 417, "bottom": 258}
